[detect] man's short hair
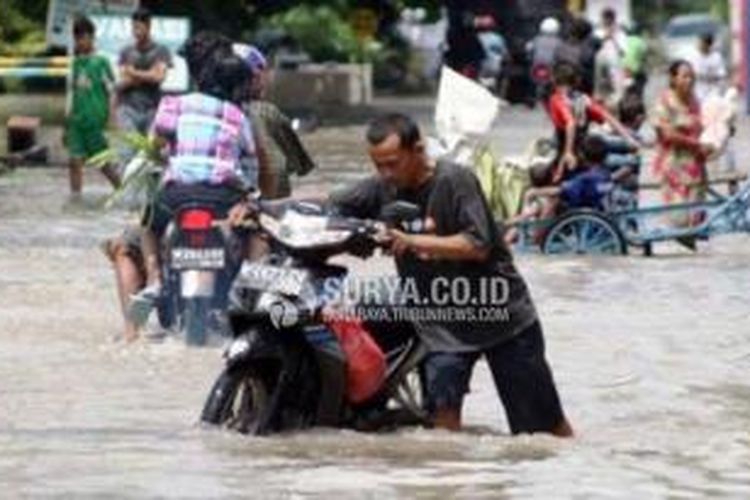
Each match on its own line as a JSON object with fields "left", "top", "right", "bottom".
{"left": 700, "top": 33, "right": 714, "bottom": 47}
{"left": 366, "top": 113, "right": 421, "bottom": 149}
{"left": 571, "top": 16, "right": 593, "bottom": 41}
{"left": 582, "top": 134, "right": 607, "bottom": 164}
{"left": 553, "top": 61, "right": 578, "bottom": 87}
{"left": 73, "top": 16, "right": 95, "bottom": 38}
{"left": 602, "top": 8, "right": 616, "bottom": 23}
{"left": 131, "top": 7, "right": 152, "bottom": 24}
{"left": 182, "top": 31, "right": 232, "bottom": 81}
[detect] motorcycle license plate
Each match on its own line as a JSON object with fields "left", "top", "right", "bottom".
{"left": 238, "top": 262, "right": 308, "bottom": 296}
{"left": 171, "top": 247, "right": 225, "bottom": 270}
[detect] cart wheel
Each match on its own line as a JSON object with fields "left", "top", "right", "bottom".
{"left": 542, "top": 210, "right": 627, "bottom": 255}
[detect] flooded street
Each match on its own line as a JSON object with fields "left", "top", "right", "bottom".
{"left": 2, "top": 105, "right": 750, "bottom": 498}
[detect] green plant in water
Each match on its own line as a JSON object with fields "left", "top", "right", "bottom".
{"left": 86, "top": 131, "right": 163, "bottom": 210}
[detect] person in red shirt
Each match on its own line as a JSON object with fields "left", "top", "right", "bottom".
{"left": 546, "top": 62, "right": 638, "bottom": 184}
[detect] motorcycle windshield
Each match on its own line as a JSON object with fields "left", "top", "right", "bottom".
{"left": 260, "top": 211, "right": 352, "bottom": 250}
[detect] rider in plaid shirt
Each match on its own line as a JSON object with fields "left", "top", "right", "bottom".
{"left": 152, "top": 92, "right": 258, "bottom": 189}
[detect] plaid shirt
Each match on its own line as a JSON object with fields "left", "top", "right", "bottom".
{"left": 152, "top": 93, "right": 258, "bottom": 190}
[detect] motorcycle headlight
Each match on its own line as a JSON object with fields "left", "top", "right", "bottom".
{"left": 260, "top": 212, "right": 351, "bottom": 248}
{"left": 225, "top": 336, "right": 250, "bottom": 360}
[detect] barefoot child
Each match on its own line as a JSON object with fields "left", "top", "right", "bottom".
{"left": 65, "top": 16, "right": 120, "bottom": 196}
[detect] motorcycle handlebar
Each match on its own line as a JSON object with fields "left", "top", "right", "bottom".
{"left": 236, "top": 197, "right": 420, "bottom": 250}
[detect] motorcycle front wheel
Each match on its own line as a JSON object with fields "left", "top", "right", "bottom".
{"left": 201, "top": 365, "right": 274, "bottom": 435}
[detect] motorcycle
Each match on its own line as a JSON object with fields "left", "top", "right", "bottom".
{"left": 201, "top": 199, "right": 430, "bottom": 434}
{"left": 111, "top": 149, "right": 249, "bottom": 345}
{"left": 158, "top": 203, "right": 247, "bottom": 345}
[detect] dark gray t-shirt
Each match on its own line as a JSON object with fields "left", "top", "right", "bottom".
{"left": 118, "top": 42, "right": 172, "bottom": 112}
{"left": 244, "top": 100, "right": 316, "bottom": 199}
{"left": 331, "top": 162, "right": 538, "bottom": 353}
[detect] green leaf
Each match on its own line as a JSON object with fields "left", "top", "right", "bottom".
{"left": 84, "top": 130, "right": 163, "bottom": 210}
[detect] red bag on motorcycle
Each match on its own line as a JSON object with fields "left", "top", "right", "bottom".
{"left": 324, "top": 315, "right": 386, "bottom": 404}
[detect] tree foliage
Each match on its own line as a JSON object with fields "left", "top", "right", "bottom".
{"left": 0, "top": 0, "right": 46, "bottom": 55}
{"left": 266, "top": 6, "right": 361, "bottom": 62}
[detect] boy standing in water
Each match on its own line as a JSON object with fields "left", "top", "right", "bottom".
{"left": 65, "top": 16, "right": 120, "bottom": 197}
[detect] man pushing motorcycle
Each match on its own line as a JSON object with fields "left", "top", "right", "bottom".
{"left": 332, "top": 113, "right": 574, "bottom": 436}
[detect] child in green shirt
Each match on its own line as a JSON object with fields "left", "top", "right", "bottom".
{"left": 65, "top": 16, "right": 120, "bottom": 196}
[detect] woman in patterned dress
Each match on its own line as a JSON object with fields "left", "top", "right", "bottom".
{"left": 652, "top": 60, "right": 714, "bottom": 238}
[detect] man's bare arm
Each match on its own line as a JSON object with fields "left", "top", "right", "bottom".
{"left": 123, "top": 62, "right": 168, "bottom": 85}
{"left": 390, "top": 230, "right": 490, "bottom": 262}
{"left": 118, "top": 65, "right": 137, "bottom": 90}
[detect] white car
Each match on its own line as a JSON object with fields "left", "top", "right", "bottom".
{"left": 660, "top": 14, "right": 729, "bottom": 63}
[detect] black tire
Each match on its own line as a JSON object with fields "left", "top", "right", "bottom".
{"left": 382, "top": 338, "right": 430, "bottom": 426}
{"left": 182, "top": 297, "right": 208, "bottom": 346}
{"left": 542, "top": 209, "right": 627, "bottom": 255}
{"left": 156, "top": 287, "right": 177, "bottom": 330}
{"left": 201, "top": 366, "right": 273, "bottom": 435}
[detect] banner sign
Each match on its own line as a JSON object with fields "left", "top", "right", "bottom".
{"left": 46, "top": 0, "right": 140, "bottom": 48}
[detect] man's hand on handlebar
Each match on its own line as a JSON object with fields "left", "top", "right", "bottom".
{"left": 382, "top": 217, "right": 435, "bottom": 260}
{"left": 227, "top": 193, "right": 262, "bottom": 228}
{"left": 227, "top": 202, "right": 252, "bottom": 227}
{"left": 386, "top": 229, "right": 412, "bottom": 258}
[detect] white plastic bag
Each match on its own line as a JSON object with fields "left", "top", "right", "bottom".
{"left": 433, "top": 66, "right": 500, "bottom": 157}
{"left": 700, "top": 86, "right": 738, "bottom": 159}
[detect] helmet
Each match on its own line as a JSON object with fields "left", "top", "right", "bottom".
{"left": 232, "top": 43, "right": 268, "bottom": 75}
{"left": 540, "top": 17, "right": 560, "bottom": 36}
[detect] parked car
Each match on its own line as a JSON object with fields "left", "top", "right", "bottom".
{"left": 659, "top": 14, "right": 730, "bottom": 63}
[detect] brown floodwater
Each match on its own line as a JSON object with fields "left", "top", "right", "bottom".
{"left": 1, "top": 106, "right": 750, "bottom": 498}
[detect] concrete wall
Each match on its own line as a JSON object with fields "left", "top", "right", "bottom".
{"left": 268, "top": 63, "right": 373, "bottom": 110}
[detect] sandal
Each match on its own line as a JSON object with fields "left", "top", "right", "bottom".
{"left": 127, "top": 284, "right": 161, "bottom": 327}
